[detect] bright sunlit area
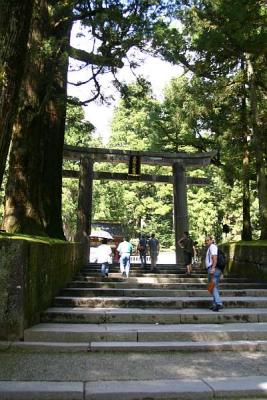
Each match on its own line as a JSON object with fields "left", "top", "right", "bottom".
{"left": 68, "top": 22, "right": 182, "bottom": 143}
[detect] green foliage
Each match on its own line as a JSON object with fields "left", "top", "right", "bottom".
{"left": 110, "top": 78, "right": 161, "bottom": 151}
{"left": 62, "top": 103, "right": 102, "bottom": 240}
{"left": 104, "top": 65, "right": 262, "bottom": 246}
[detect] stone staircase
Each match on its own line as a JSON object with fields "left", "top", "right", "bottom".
{"left": 24, "top": 262, "right": 267, "bottom": 352}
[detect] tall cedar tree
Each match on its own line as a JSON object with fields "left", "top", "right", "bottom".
{"left": 2, "top": 0, "right": 169, "bottom": 237}
{"left": 152, "top": 0, "right": 267, "bottom": 238}
{"left": 2, "top": 0, "right": 70, "bottom": 237}
{"left": 0, "top": 0, "right": 34, "bottom": 189}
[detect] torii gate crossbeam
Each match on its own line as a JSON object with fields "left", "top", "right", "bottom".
{"left": 63, "top": 145, "right": 216, "bottom": 264}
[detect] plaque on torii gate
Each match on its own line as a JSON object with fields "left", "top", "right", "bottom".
{"left": 63, "top": 145, "right": 216, "bottom": 264}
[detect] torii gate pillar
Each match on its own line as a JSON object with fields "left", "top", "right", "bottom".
{"left": 75, "top": 156, "right": 94, "bottom": 264}
{"left": 173, "top": 163, "right": 188, "bottom": 265}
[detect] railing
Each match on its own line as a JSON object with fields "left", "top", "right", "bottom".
{"left": 130, "top": 255, "right": 151, "bottom": 263}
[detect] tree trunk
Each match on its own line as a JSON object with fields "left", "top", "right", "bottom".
{"left": 246, "top": 54, "right": 267, "bottom": 239}
{"left": 2, "top": 1, "right": 71, "bottom": 238}
{"left": 0, "top": 0, "right": 34, "bottom": 189}
{"left": 2, "top": 0, "right": 49, "bottom": 234}
{"left": 41, "top": 20, "right": 71, "bottom": 239}
{"left": 240, "top": 77, "right": 252, "bottom": 241}
{"left": 258, "top": 156, "right": 267, "bottom": 239}
{"left": 242, "top": 145, "right": 252, "bottom": 240}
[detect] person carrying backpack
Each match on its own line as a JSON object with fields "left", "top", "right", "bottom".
{"left": 137, "top": 234, "right": 147, "bottom": 269}
{"left": 205, "top": 235, "right": 224, "bottom": 312}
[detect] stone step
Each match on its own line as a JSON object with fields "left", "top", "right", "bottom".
{"left": 2, "top": 376, "right": 267, "bottom": 400}
{"left": 77, "top": 276, "right": 252, "bottom": 283}
{"left": 60, "top": 287, "right": 267, "bottom": 298}
{"left": 68, "top": 280, "right": 267, "bottom": 290}
{"left": 79, "top": 272, "right": 208, "bottom": 278}
{"left": 24, "top": 321, "right": 267, "bottom": 343}
{"left": 88, "top": 263, "right": 188, "bottom": 269}
{"left": 41, "top": 307, "right": 267, "bottom": 324}
{"left": 4, "top": 338, "right": 267, "bottom": 353}
{"left": 53, "top": 295, "right": 267, "bottom": 309}
{"left": 83, "top": 267, "right": 205, "bottom": 274}
{"left": 89, "top": 340, "right": 267, "bottom": 352}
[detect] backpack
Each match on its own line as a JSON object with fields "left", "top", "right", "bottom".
{"left": 217, "top": 248, "right": 226, "bottom": 272}
{"left": 138, "top": 239, "right": 146, "bottom": 252}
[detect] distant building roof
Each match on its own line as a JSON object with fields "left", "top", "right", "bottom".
{"left": 92, "top": 221, "right": 124, "bottom": 237}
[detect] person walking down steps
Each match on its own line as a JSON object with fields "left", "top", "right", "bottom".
{"left": 117, "top": 236, "right": 133, "bottom": 278}
{"left": 205, "top": 235, "right": 223, "bottom": 312}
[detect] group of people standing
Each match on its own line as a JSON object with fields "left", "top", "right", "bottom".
{"left": 117, "top": 233, "right": 160, "bottom": 277}
{"left": 94, "top": 231, "right": 223, "bottom": 313}
{"left": 137, "top": 233, "right": 160, "bottom": 271}
{"left": 93, "top": 233, "right": 159, "bottom": 278}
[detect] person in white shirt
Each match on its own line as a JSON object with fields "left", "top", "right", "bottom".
{"left": 117, "top": 237, "right": 133, "bottom": 277}
{"left": 205, "top": 235, "right": 223, "bottom": 312}
{"left": 95, "top": 238, "right": 112, "bottom": 277}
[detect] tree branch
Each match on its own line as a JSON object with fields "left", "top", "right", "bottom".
{"left": 68, "top": 45, "right": 124, "bottom": 68}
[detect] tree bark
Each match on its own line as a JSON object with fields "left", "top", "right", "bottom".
{"left": 242, "top": 144, "right": 252, "bottom": 240}
{"left": 240, "top": 76, "right": 252, "bottom": 241}
{"left": 2, "top": 0, "right": 71, "bottom": 238}
{"left": 246, "top": 54, "right": 267, "bottom": 239}
{"left": 41, "top": 19, "right": 71, "bottom": 239}
{"left": 0, "top": 0, "right": 34, "bottom": 189}
{"left": 2, "top": 0, "right": 49, "bottom": 234}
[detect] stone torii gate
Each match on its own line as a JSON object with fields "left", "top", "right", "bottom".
{"left": 63, "top": 145, "right": 216, "bottom": 264}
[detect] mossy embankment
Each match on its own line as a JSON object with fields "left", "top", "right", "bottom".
{"left": 221, "top": 240, "right": 267, "bottom": 280}
{"left": 0, "top": 233, "right": 84, "bottom": 340}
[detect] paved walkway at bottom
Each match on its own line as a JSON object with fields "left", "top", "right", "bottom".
{"left": 0, "top": 349, "right": 267, "bottom": 398}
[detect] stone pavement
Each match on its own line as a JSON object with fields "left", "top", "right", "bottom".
{"left": 1, "top": 261, "right": 267, "bottom": 399}
{"left": 1, "top": 347, "right": 267, "bottom": 398}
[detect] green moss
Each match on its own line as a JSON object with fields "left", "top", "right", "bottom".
{"left": 226, "top": 240, "right": 267, "bottom": 247}
{"left": 0, "top": 232, "right": 68, "bottom": 244}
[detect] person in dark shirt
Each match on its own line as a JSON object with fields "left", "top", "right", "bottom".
{"left": 137, "top": 234, "right": 147, "bottom": 269}
{"left": 148, "top": 233, "right": 160, "bottom": 272}
{"left": 178, "top": 231, "right": 195, "bottom": 275}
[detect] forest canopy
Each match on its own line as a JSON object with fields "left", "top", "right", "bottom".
{"left": 0, "top": 0, "right": 266, "bottom": 246}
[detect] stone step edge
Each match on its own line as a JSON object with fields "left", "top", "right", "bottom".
{"left": 2, "top": 340, "right": 267, "bottom": 353}
{"left": 43, "top": 306, "right": 267, "bottom": 314}
{"left": 62, "top": 287, "right": 267, "bottom": 293}
{"left": 54, "top": 295, "right": 267, "bottom": 300}
{"left": 88, "top": 340, "right": 267, "bottom": 352}
{"left": 24, "top": 321, "right": 267, "bottom": 330}
{"left": 1, "top": 376, "right": 267, "bottom": 399}
{"left": 0, "top": 341, "right": 88, "bottom": 352}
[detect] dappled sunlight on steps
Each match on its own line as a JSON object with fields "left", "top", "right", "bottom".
{"left": 23, "top": 262, "right": 267, "bottom": 353}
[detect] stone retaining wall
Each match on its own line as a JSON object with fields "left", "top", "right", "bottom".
{"left": 221, "top": 242, "right": 267, "bottom": 280}
{"left": 0, "top": 238, "right": 84, "bottom": 340}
